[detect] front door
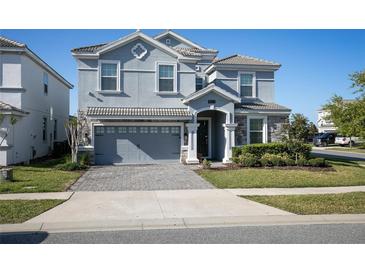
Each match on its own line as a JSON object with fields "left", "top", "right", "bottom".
{"left": 197, "top": 119, "right": 209, "bottom": 158}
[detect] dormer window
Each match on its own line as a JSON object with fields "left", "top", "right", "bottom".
{"left": 239, "top": 72, "right": 256, "bottom": 98}
{"left": 99, "top": 60, "right": 120, "bottom": 91}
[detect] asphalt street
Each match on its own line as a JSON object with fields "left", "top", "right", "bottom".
{"left": 1, "top": 223, "right": 364, "bottom": 244}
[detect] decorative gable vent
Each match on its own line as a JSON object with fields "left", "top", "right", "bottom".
{"left": 195, "top": 65, "right": 201, "bottom": 71}
{"left": 131, "top": 43, "right": 148, "bottom": 59}
{"left": 166, "top": 39, "right": 171, "bottom": 45}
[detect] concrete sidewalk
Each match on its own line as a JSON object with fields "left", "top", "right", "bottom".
{"left": 1, "top": 214, "right": 365, "bottom": 234}
{"left": 226, "top": 186, "right": 365, "bottom": 196}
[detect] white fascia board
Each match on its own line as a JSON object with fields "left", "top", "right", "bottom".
{"left": 96, "top": 31, "right": 189, "bottom": 61}
{"left": 154, "top": 30, "right": 205, "bottom": 50}
{"left": 183, "top": 84, "right": 241, "bottom": 104}
{"left": 235, "top": 109, "right": 291, "bottom": 115}
{"left": 1, "top": 47, "right": 73, "bottom": 89}
{"left": 205, "top": 64, "right": 281, "bottom": 74}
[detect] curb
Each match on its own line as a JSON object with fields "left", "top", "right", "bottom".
{"left": 1, "top": 214, "right": 365, "bottom": 234}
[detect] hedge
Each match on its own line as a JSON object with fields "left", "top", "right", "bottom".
{"left": 233, "top": 142, "right": 312, "bottom": 159}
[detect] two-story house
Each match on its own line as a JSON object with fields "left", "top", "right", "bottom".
{"left": 72, "top": 30, "right": 290, "bottom": 165}
{"left": 0, "top": 36, "right": 73, "bottom": 166}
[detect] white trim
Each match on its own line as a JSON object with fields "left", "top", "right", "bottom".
{"left": 247, "top": 115, "right": 268, "bottom": 144}
{"left": 131, "top": 43, "right": 147, "bottom": 59}
{"left": 154, "top": 30, "right": 205, "bottom": 50}
{"left": 235, "top": 110, "right": 291, "bottom": 115}
{"left": 238, "top": 71, "right": 256, "bottom": 98}
{"left": 98, "top": 59, "right": 121, "bottom": 92}
{"left": 197, "top": 117, "right": 212, "bottom": 159}
{"left": 155, "top": 61, "right": 178, "bottom": 93}
{"left": 205, "top": 64, "right": 281, "bottom": 74}
{"left": 182, "top": 83, "right": 241, "bottom": 104}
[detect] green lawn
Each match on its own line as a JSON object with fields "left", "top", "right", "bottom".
{"left": 243, "top": 192, "right": 365, "bottom": 215}
{"left": 198, "top": 160, "right": 365, "bottom": 188}
{"left": 0, "top": 156, "right": 83, "bottom": 193}
{"left": 0, "top": 199, "right": 65, "bottom": 224}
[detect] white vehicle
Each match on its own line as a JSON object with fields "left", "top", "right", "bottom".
{"left": 335, "top": 136, "right": 362, "bottom": 146}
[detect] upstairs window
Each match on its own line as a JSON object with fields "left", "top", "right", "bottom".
{"left": 42, "top": 117, "right": 47, "bottom": 141}
{"left": 196, "top": 77, "right": 204, "bottom": 91}
{"left": 158, "top": 64, "right": 176, "bottom": 92}
{"left": 100, "top": 62, "right": 119, "bottom": 91}
{"left": 43, "top": 72, "right": 48, "bottom": 95}
{"left": 240, "top": 73, "right": 255, "bottom": 97}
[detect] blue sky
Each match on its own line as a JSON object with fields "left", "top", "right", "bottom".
{"left": 1, "top": 29, "right": 364, "bottom": 122}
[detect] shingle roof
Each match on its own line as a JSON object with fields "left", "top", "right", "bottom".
{"left": 0, "top": 101, "right": 28, "bottom": 114}
{"left": 0, "top": 36, "right": 26, "bottom": 48}
{"left": 214, "top": 54, "right": 280, "bottom": 66}
{"left": 87, "top": 107, "right": 191, "bottom": 118}
{"left": 71, "top": 43, "right": 107, "bottom": 53}
{"left": 173, "top": 47, "right": 218, "bottom": 57}
{"left": 238, "top": 102, "right": 291, "bottom": 111}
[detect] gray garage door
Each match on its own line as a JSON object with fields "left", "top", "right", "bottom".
{"left": 94, "top": 125, "right": 181, "bottom": 165}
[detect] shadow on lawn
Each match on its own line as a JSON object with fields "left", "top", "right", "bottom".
{"left": 0, "top": 231, "right": 49, "bottom": 244}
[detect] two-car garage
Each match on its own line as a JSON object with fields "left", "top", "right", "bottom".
{"left": 94, "top": 125, "right": 182, "bottom": 165}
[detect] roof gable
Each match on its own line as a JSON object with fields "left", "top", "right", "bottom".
{"left": 182, "top": 84, "right": 241, "bottom": 104}
{"left": 154, "top": 30, "right": 205, "bottom": 50}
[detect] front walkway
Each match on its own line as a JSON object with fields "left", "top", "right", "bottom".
{"left": 70, "top": 163, "right": 214, "bottom": 191}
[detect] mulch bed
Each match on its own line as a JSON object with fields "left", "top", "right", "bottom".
{"left": 201, "top": 164, "right": 335, "bottom": 172}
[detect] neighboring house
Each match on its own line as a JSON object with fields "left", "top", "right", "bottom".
{"left": 72, "top": 30, "right": 290, "bottom": 165}
{"left": 317, "top": 100, "right": 355, "bottom": 133}
{"left": 0, "top": 36, "right": 73, "bottom": 166}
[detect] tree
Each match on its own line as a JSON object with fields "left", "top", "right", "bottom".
{"left": 65, "top": 111, "right": 88, "bottom": 163}
{"left": 350, "top": 70, "right": 365, "bottom": 97}
{"left": 283, "top": 113, "right": 316, "bottom": 142}
{"left": 323, "top": 96, "right": 365, "bottom": 147}
{"left": 0, "top": 113, "right": 18, "bottom": 147}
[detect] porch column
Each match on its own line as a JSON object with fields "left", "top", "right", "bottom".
{"left": 186, "top": 123, "right": 200, "bottom": 164}
{"left": 222, "top": 123, "right": 237, "bottom": 163}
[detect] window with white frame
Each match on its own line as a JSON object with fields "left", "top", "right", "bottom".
{"left": 249, "top": 118, "right": 264, "bottom": 144}
{"left": 128, "top": 127, "right": 137, "bottom": 134}
{"left": 118, "top": 127, "right": 127, "bottom": 134}
{"left": 150, "top": 127, "right": 158, "bottom": 134}
{"left": 106, "top": 127, "right": 115, "bottom": 134}
{"left": 240, "top": 73, "right": 255, "bottom": 97}
{"left": 100, "top": 62, "right": 119, "bottom": 91}
{"left": 161, "top": 127, "right": 170, "bottom": 134}
{"left": 140, "top": 127, "right": 148, "bottom": 134}
{"left": 158, "top": 64, "right": 175, "bottom": 92}
{"left": 43, "top": 72, "right": 48, "bottom": 95}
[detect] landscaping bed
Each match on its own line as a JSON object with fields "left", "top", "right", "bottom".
{"left": 0, "top": 199, "right": 65, "bottom": 224}
{"left": 198, "top": 159, "right": 365, "bottom": 188}
{"left": 243, "top": 192, "right": 365, "bottom": 215}
{"left": 0, "top": 155, "right": 85, "bottom": 193}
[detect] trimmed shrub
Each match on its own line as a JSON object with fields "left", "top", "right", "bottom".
{"left": 260, "top": 153, "right": 284, "bottom": 167}
{"left": 296, "top": 157, "right": 308, "bottom": 167}
{"left": 202, "top": 159, "right": 212, "bottom": 169}
{"left": 236, "top": 153, "right": 258, "bottom": 167}
{"left": 308, "top": 157, "right": 328, "bottom": 167}
{"left": 237, "top": 142, "right": 312, "bottom": 160}
{"left": 79, "top": 153, "right": 90, "bottom": 166}
{"left": 56, "top": 162, "right": 87, "bottom": 171}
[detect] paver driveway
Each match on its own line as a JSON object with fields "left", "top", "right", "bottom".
{"left": 70, "top": 163, "right": 214, "bottom": 191}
